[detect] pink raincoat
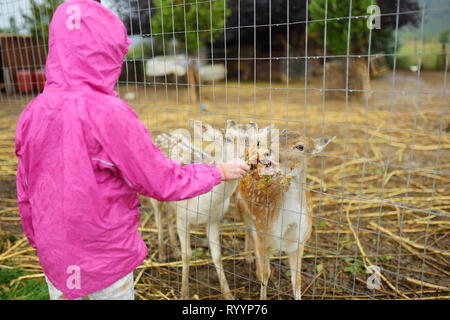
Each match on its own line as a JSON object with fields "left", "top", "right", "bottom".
{"left": 15, "top": 0, "right": 222, "bottom": 300}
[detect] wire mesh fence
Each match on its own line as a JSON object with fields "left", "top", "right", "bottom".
{"left": 0, "top": 0, "right": 449, "bottom": 300}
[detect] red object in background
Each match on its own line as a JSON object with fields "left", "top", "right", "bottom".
{"left": 32, "top": 69, "right": 46, "bottom": 92}
{"left": 16, "top": 70, "right": 33, "bottom": 93}
{"left": 16, "top": 69, "right": 46, "bottom": 93}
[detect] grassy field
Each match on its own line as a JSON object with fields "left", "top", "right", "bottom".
{"left": 397, "top": 40, "right": 447, "bottom": 70}
{"left": 0, "top": 267, "right": 49, "bottom": 300}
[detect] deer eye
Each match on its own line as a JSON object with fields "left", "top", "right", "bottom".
{"left": 295, "top": 145, "right": 304, "bottom": 151}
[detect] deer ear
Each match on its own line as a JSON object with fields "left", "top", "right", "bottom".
{"left": 188, "top": 119, "right": 201, "bottom": 129}
{"left": 312, "top": 136, "right": 336, "bottom": 155}
{"left": 248, "top": 121, "right": 258, "bottom": 130}
{"left": 202, "top": 123, "right": 221, "bottom": 141}
{"left": 189, "top": 119, "right": 209, "bottom": 133}
{"left": 257, "top": 124, "right": 274, "bottom": 143}
{"left": 278, "top": 129, "right": 288, "bottom": 141}
{"left": 226, "top": 120, "right": 236, "bottom": 129}
{"left": 190, "top": 120, "right": 218, "bottom": 141}
{"left": 259, "top": 124, "right": 274, "bottom": 134}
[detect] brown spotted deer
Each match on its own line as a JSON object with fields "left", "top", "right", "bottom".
{"left": 237, "top": 129, "right": 335, "bottom": 300}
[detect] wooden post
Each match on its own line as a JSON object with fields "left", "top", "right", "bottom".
{"left": 3, "top": 67, "right": 14, "bottom": 95}
{"left": 442, "top": 43, "right": 447, "bottom": 70}
{"left": 188, "top": 62, "right": 199, "bottom": 103}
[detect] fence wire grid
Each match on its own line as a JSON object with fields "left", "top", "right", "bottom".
{"left": 0, "top": 0, "right": 449, "bottom": 300}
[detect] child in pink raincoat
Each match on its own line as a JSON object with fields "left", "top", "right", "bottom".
{"left": 15, "top": 0, "right": 248, "bottom": 300}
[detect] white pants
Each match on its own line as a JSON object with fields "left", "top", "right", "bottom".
{"left": 45, "top": 272, "right": 134, "bottom": 300}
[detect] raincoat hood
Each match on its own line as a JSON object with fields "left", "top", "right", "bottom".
{"left": 44, "top": 0, "right": 132, "bottom": 95}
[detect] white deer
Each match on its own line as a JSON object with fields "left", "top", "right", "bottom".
{"left": 149, "top": 122, "right": 219, "bottom": 263}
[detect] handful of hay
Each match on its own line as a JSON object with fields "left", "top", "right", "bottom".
{"left": 243, "top": 148, "right": 292, "bottom": 193}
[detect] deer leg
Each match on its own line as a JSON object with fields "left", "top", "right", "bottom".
{"left": 237, "top": 200, "right": 254, "bottom": 263}
{"left": 288, "top": 244, "right": 305, "bottom": 300}
{"left": 206, "top": 221, "right": 234, "bottom": 300}
{"left": 167, "top": 205, "right": 180, "bottom": 259}
{"left": 151, "top": 199, "right": 166, "bottom": 262}
{"left": 177, "top": 216, "right": 191, "bottom": 300}
{"left": 253, "top": 234, "right": 270, "bottom": 300}
{"left": 244, "top": 228, "right": 254, "bottom": 264}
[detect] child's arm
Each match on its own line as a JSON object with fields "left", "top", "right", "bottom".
{"left": 16, "top": 159, "right": 36, "bottom": 248}
{"left": 97, "top": 107, "right": 240, "bottom": 202}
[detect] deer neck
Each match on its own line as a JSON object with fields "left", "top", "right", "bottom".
{"left": 211, "top": 179, "right": 239, "bottom": 204}
{"left": 280, "top": 158, "right": 307, "bottom": 183}
{"left": 281, "top": 161, "right": 308, "bottom": 207}
{"left": 208, "top": 141, "right": 239, "bottom": 200}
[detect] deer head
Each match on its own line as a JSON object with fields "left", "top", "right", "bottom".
{"left": 277, "top": 129, "right": 335, "bottom": 175}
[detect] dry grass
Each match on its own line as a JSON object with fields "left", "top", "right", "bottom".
{"left": 0, "top": 70, "right": 449, "bottom": 299}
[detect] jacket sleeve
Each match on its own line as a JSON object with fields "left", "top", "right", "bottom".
{"left": 97, "top": 107, "right": 222, "bottom": 202}
{"left": 16, "top": 158, "right": 36, "bottom": 248}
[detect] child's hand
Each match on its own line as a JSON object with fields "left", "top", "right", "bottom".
{"left": 217, "top": 158, "right": 250, "bottom": 181}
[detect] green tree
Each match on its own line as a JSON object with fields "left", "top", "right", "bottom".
{"left": 150, "top": 0, "right": 230, "bottom": 54}
{"left": 438, "top": 29, "right": 449, "bottom": 69}
{"left": 309, "top": 0, "right": 375, "bottom": 54}
{"left": 439, "top": 29, "right": 449, "bottom": 46}
{"left": 21, "top": 0, "right": 63, "bottom": 53}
